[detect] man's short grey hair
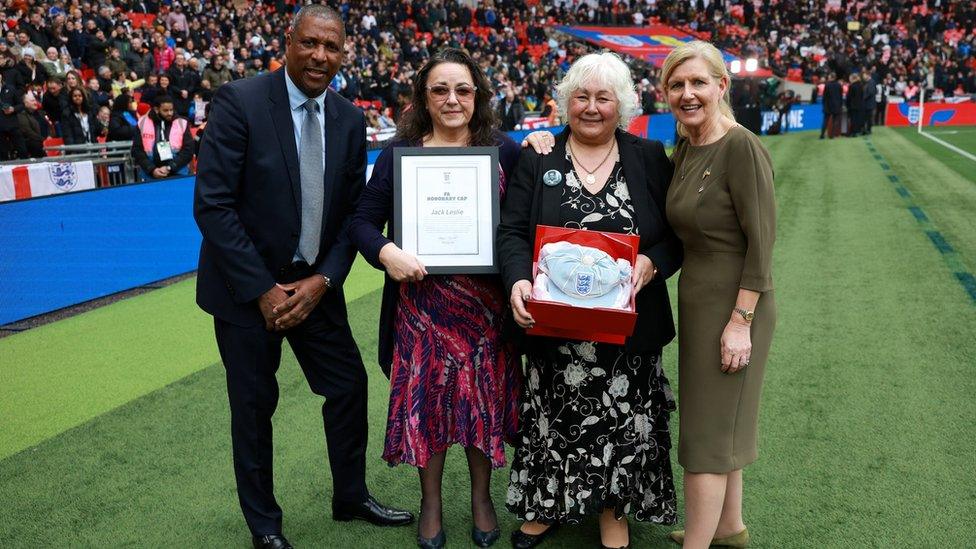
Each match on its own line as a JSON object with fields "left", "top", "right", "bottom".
{"left": 555, "top": 51, "right": 639, "bottom": 129}
{"left": 291, "top": 4, "right": 344, "bottom": 35}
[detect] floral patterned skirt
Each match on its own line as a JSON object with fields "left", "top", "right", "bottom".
{"left": 383, "top": 275, "right": 520, "bottom": 469}
{"left": 505, "top": 340, "right": 677, "bottom": 524}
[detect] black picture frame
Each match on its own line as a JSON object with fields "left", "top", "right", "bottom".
{"left": 393, "top": 147, "right": 500, "bottom": 274}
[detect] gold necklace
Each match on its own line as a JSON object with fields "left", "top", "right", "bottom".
{"left": 568, "top": 138, "right": 616, "bottom": 186}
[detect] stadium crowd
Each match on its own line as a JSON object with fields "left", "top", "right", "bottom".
{"left": 0, "top": 0, "right": 972, "bottom": 161}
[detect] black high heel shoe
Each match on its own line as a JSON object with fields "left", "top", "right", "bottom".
{"left": 471, "top": 524, "right": 501, "bottom": 547}
{"left": 417, "top": 528, "right": 446, "bottom": 549}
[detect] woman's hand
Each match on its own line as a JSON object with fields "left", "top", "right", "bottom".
{"left": 378, "top": 242, "right": 426, "bottom": 282}
{"left": 521, "top": 130, "right": 555, "bottom": 155}
{"left": 510, "top": 279, "right": 535, "bottom": 328}
{"left": 632, "top": 253, "right": 656, "bottom": 293}
{"left": 720, "top": 317, "right": 752, "bottom": 374}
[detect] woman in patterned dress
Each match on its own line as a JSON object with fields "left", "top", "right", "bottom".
{"left": 348, "top": 49, "right": 521, "bottom": 549}
{"left": 497, "top": 52, "right": 684, "bottom": 549}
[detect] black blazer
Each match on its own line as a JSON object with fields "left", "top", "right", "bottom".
{"left": 348, "top": 133, "right": 521, "bottom": 376}
{"left": 496, "top": 127, "right": 683, "bottom": 355}
{"left": 61, "top": 109, "right": 106, "bottom": 144}
{"left": 823, "top": 80, "right": 843, "bottom": 115}
{"left": 193, "top": 69, "right": 366, "bottom": 327}
{"left": 846, "top": 81, "right": 864, "bottom": 111}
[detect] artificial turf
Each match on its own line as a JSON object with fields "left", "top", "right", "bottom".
{"left": 892, "top": 126, "right": 976, "bottom": 188}
{"left": 0, "top": 257, "right": 383, "bottom": 460}
{"left": 1, "top": 128, "right": 975, "bottom": 547}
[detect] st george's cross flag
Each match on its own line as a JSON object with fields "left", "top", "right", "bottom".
{"left": 0, "top": 161, "right": 96, "bottom": 202}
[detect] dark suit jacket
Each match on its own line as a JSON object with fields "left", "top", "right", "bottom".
{"left": 846, "top": 81, "right": 864, "bottom": 111}
{"left": 497, "top": 99, "right": 525, "bottom": 132}
{"left": 194, "top": 69, "right": 366, "bottom": 328}
{"left": 349, "top": 133, "right": 521, "bottom": 375}
{"left": 862, "top": 78, "right": 878, "bottom": 109}
{"left": 61, "top": 109, "right": 105, "bottom": 144}
{"left": 823, "top": 80, "right": 843, "bottom": 115}
{"left": 496, "top": 127, "right": 683, "bottom": 355}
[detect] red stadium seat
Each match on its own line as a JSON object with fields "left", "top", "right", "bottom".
{"left": 43, "top": 137, "right": 64, "bottom": 157}
{"left": 126, "top": 12, "right": 156, "bottom": 29}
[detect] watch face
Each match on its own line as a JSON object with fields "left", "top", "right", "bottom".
{"left": 745, "top": 311, "right": 755, "bottom": 321}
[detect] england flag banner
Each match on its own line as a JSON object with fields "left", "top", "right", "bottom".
{"left": 0, "top": 161, "right": 97, "bottom": 202}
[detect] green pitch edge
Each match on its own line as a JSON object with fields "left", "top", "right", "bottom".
{"left": 0, "top": 257, "right": 385, "bottom": 459}
{"left": 864, "top": 136, "right": 976, "bottom": 304}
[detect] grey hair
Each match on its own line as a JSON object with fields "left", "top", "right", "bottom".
{"left": 555, "top": 51, "right": 639, "bottom": 129}
{"left": 291, "top": 4, "right": 344, "bottom": 36}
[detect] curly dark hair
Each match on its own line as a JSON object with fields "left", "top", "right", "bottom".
{"left": 396, "top": 48, "right": 499, "bottom": 146}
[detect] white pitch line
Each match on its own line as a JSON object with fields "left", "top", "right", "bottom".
{"left": 919, "top": 130, "right": 976, "bottom": 163}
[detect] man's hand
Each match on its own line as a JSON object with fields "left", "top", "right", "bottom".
{"left": 181, "top": 89, "right": 188, "bottom": 99}
{"left": 271, "top": 274, "right": 328, "bottom": 330}
{"left": 257, "top": 285, "right": 290, "bottom": 331}
{"left": 152, "top": 166, "right": 170, "bottom": 178}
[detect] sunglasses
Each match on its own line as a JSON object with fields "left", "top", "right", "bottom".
{"left": 426, "top": 84, "right": 477, "bottom": 101}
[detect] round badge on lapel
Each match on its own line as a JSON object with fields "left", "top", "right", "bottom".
{"left": 542, "top": 169, "right": 563, "bottom": 187}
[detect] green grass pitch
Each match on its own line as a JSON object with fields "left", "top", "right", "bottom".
{"left": 1, "top": 127, "right": 974, "bottom": 547}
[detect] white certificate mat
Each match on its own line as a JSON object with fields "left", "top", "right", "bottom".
{"left": 394, "top": 147, "right": 499, "bottom": 274}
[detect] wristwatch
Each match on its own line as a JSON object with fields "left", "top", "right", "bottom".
{"left": 734, "top": 307, "right": 755, "bottom": 322}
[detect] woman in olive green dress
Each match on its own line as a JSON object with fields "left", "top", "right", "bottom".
{"left": 661, "top": 41, "right": 776, "bottom": 549}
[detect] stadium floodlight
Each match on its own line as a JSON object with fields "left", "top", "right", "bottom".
{"left": 745, "top": 58, "right": 759, "bottom": 72}
{"left": 730, "top": 60, "right": 742, "bottom": 74}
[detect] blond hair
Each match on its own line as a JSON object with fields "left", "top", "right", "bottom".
{"left": 556, "top": 51, "right": 639, "bottom": 130}
{"left": 660, "top": 41, "right": 736, "bottom": 138}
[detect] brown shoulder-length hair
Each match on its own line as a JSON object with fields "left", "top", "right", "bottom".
{"left": 396, "top": 48, "right": 499, "bottom": 146}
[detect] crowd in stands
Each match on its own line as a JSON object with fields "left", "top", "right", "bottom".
{"left": 676, "top": 0, "right": 976, "bottom": 98}
{"left": 0, "top": 0, "right": 972, "bottom": 162}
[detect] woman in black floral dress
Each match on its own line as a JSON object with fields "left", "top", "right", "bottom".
{"left": 497, "top": 52, "right": 683, "bottom": 549}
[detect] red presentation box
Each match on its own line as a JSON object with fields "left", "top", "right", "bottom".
{"left": 525, "top": 225, "right": 640, "bottom": 345}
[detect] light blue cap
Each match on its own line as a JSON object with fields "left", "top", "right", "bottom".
{"left": 538, "top": 242, "right": 632, "bottom": 309}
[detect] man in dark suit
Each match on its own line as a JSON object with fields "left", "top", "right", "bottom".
{"left": 846, "top": 73, "right": 864, "bottom": 137}
{"left": 862, "top": 69, "right": 878, "bottom": 135}
{"left": 820, "top": 72, "right": 842, "bottom": 139}
{"left": 497, "top": 84, "right": 525, "bottom": 131}
{"left": 193, "top": 6, "right": 413, "bottom": 549}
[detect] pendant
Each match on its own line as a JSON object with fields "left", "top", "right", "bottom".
{"left": 585, "top": 174, "right": 596, "bottom": 185}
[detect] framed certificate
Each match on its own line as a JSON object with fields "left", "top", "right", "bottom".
{"left": 393, "top": 147, "right": 499, "bottom": 274}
